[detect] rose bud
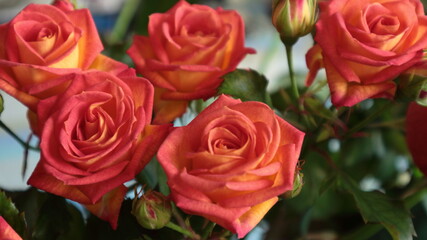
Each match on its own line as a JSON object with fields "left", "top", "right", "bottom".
{"left": 272, "top": 0, "right": 317, "bottom": 45}
{"left": 283, "top": 171, "right": 304, "bottom": 199}
{"left": 132, "top": 190, "right": 172, "bottom": 229}
{"left": 395, "top": 73, "right": 427, "bottom": 103}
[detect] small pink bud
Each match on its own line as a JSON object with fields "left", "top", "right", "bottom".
{"left": 132, "top": 190, "right": 172, "bottom": 229}
{"left": 272, "top": 0, "right": 317, "bottom": 45}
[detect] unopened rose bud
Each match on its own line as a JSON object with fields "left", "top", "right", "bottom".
{"left": 284, "top": 171, "right": 304, "bottom": 199}
{"left": 272, "top": 0, "right": 317, "bottom": 45}
{"left": 132, "top": 190, "right": 172, "bottom": 229}
{"left": 396, "top": 73, "right": 427, "bottom": 106}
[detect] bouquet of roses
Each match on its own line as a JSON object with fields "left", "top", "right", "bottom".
{"left": 1, "top": 0, "right": 427, "bottom": 239}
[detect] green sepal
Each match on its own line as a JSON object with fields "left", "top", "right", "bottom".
{"left": 218, "top": 69, "right": 272, "bottom": 106}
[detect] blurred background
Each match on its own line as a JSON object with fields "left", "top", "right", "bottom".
{"left": 4, "top": 1, "right": 427, "bottom": 240}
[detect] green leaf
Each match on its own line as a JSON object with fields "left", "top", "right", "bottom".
{"left": 339, "top": 174, "right": 416, "bottom": 240}
{"left": 0, "top": 191, "right": 26, "bottom": 238}
{"left": 318, "top": 174, "right": 337, "bottom": 196}
{"left": 218, "top": 69, "right": 272, "bottom": 106}
{"left": 106, "top": 0, "right": 140, "bottom": 45}
{"left": 157, "top": 159, "right": 170, "bottom": 196}
{"left": 396, "top": 74, "right": 427, "bottom": 104}
{"left": 138, "top": 158, "right": 159, "bottom": 189}
{"left": 33, "top": 194, "right": 86, "bottom": 240}
{"left": 304, "top": 97, "right": 336, "bottom": 121}
{"left": 0, "top": 94, "right": 3, "bottom": 116}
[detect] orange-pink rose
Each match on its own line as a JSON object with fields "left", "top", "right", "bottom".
{"left": 27, "top": 71, "right": 170, "bottom": 228}
{"left": 406, "top": 102, "right": 427, "bottom": 175}
{"left": 127, "top": 0, "right": 255, "bottom": 124}
{"left": 306, "top": 0, "right": 427, "bottom": 107}
{"left": 0, "top": 3, "right": 127, "bottom": 112}
{"left": 0, "top": 217, "right": 22, "bottom": 240}
{"left": 158, "top": 95, "right": 304, "bottom": 238}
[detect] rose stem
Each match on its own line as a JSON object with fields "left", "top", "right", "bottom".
{"left": 0, "top": 120, "right": 39, "bottom": 151}
{"left": 201, "top": 221, "right": 216, "bottom": 240}
{"left": 165, "top": 222, "right": 200, "bottom": 239}
{"left": 21, "top": 133, "right": 33, "bottom": 179}
{"left": 171, "top": 204, "right": 199, "bottom": 239}
{"left": 285, "top": 44, "right": 300, "bottom": 101}
{"left": 107, "top": 0, "right": 140, "bottom": 45}
{"left": 285, "top": 44, "right": 311, "bottom": 128}
{"left": 342, "top": 101, "right": 393, "bottom": 139}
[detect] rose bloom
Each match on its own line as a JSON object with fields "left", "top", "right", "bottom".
{"left": 158, "top": 95, "right": 305, "bottom": 238}
{"left": 27, "top": 70, "right": 170, "bottom": 228}
{"left": 406, "top": 102, "right": 427, "bottom": 175}
{"left": 127, "top": 0, "right": 255, "bottom": 124}
{"left": 0, "top": 2, "right": 127, "bottom": 112}
{"left": 306, "top": 0, "right": 427, "bottom": 107}
{"left": 0, "top": 217, "right": 22, "bottom": 240}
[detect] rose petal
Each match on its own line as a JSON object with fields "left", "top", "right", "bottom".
{"left": 0, "top": 216, "right": 23, "bottom": 240}
{"left": 85, "top": 185, "right": 127, "bottom": 230}
{"left": 232, "top": 197, "right": 278, "bottom": 239}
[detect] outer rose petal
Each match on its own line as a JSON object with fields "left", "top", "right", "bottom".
{"left": 0, "top": 217, "right": 22, "bottom": 240}
{"left": 406, "top": 103, "right": 427, "bottom": 174}
{"left": 232, "top": 197, "right": 278, "bottom": 239}
{"left": 66, "top": 8, "right": 103, "bottom": 69}
{"left": 88, "top": 54, "right": 132, "bottom": 76}
{"left": 323, "top": 57, "right": 397, "bottom": 106}
{"left": 158, "top": 95, "right": 304, "bottom": 238}
{"left": 52, "top": 0, "right": 75, "bottom": 12}
{"left": 85, "top": 185, "right": 127, "bottom": 230}
{"left": 153, "top": 93, "right": 188, "bottom": 124}
{"left": 305, "top": 44, "right": 323, "bottom": 86}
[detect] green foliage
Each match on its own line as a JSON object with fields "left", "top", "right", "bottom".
{"left": 338, "top": 174, "right": 416, "bottom": 240}
{"left": 138, "top": 159, "right": 159, "bottom": 189}
{"left": 138, "top": 158, "right": 170, "bottom": 196}
{"left": 396, "top": 74, "right": 427, "bottom": 105}
{"left": 0, "top": 94, "right": 3, "bottom": 116}
{"left": 218, "top": 69, "right": 272, "bottom": 106}
{"left": 32, "top": 194, "right": 86, "bottom": 240}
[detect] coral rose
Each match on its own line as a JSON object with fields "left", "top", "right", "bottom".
{"left": 158, "top": 95, "right": 305, "bottom": 238}
{"left": 0, "top": 217, "right": 22, "bottom": 240}
{"left": 406, "top": 102, "right": 427, "bottom": 175}
{"left": 27, "top": 71, "right": 170, "bottom": 228}
{"left": 127, "top": 0, "right": 255, "bottom": 124}
{"left": 0, "top": 2, "right": 127, "bottom": 111}
{"left": 306, "top": 0, "right": 427, "bottom": 107}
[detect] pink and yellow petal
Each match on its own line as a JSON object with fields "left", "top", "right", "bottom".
{"left": 232, "top": 197, "right": 278, "bottom": 239}
{"left": 0, "top": 216, "right": 23, "bottom": 240}
{"left": 85, "top": 185, "right": 127, "bottom": 229}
